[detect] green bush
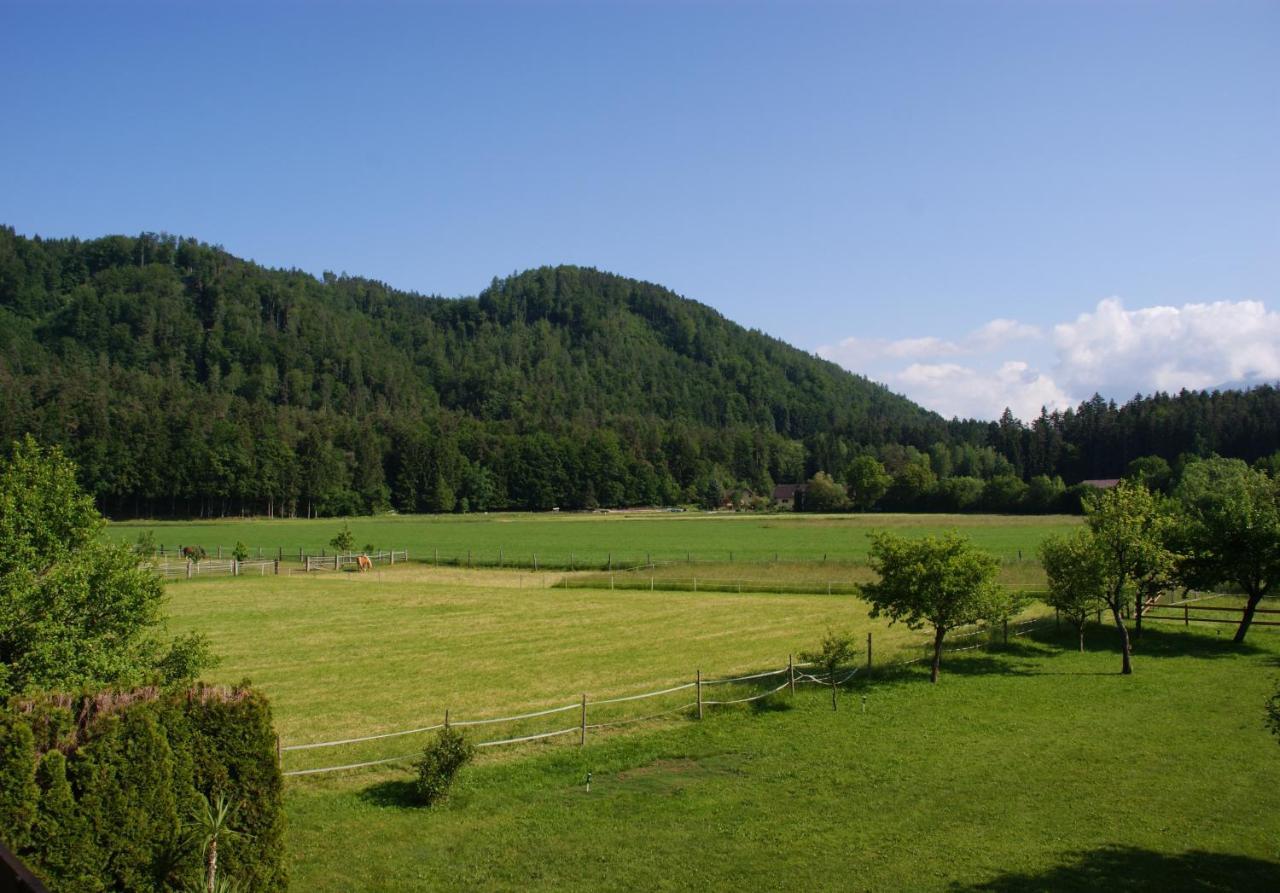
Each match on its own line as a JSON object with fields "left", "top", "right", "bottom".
{"left": 231, "top": 542, "right": 250, "bottom": 563}
{"left": 414, "top": 727, "right": 475, "bottom": 807}
{"left": 0, "top": 684, "right": 286, "bottom": 892}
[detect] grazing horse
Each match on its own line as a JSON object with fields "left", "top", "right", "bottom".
{"left": 356, "top": 554, "right": 373, "bottom": 572}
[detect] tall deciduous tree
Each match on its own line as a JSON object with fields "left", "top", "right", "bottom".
{"left": 1039, "top": 529, "right": 1107, "bottom": 652}
{"left": 1174, "top": 458, "right": 1280, "bottom": 643}
{"left": 1082, "top": 480, "right": 1174, "bottom": 674}
{"left": 862, "top": 531, "right": 1006, "bottom": 683}
{"left": 0, "top": 437, "right": 211, "bottom": 697}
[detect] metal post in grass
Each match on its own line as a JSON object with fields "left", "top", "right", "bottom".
{"left": 580, "top": 694, "right": 587, "bottom": 746}
{"left": 788, "top": 655, "right": 795, "bottom": 695}
{"left": 696, "top": 670, "right": 703, "bottom": 719}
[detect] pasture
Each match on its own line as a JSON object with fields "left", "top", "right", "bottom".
{"left": 149, "top": 512, "right": 1280, "bottom": 890}
{"left": 282, "top": 622, "right": 1279, "bottom": 891}
{"left": 117, "top": 510, "right": 1080, "bottom": 567}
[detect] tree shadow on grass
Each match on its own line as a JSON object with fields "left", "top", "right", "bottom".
{"left": 358, "top": 779, "right": 419, "bottom": 809}
{"left": 951, "top": 845, "right": 1280, "bottom": 892}
{"left": 1017, "top": 624, "right": 1269, "bottom": 662}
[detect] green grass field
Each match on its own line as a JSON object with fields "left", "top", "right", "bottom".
{"left": 158, "top": 550, "right": 1280, "bottom": 891}
{"left": 150, "top": 514, "right": 1276, "bottom": 889}
{"left": 117, "top": 510, "right": 1079, "bottom": 567}
{"left": 278, "top": 625, "right": 1280, "bottom": 891}
{"left": 166, "top": 565, "right": 980, "bottom": 771}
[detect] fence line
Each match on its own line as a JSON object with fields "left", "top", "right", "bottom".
{"left": 280, "top": 615, "right": 1057, "bottom": 777}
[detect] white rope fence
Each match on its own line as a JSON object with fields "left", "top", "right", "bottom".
{"left": 280, "top": 614, "right": 1059, "bottom": 777}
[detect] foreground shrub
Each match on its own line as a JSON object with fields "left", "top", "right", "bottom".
{"left": 0, "top": 684, "right": 286, "bottom": 891}
{"left": 414, "top": 727, "right": 475, "bottom": 806}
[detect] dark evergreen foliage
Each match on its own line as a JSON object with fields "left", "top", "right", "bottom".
{"left": 0, "top": 685, "right": 286, "bottom": 892}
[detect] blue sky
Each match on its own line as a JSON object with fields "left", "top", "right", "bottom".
{"left": 3, "top": 1, "right": 1277, "bottom": 420}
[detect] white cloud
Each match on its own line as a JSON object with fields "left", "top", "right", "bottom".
{"left": 818, "top": 298, "right": 1280, "bottom": 421}
{"left": 892, "top": 360, "right": 1073, "bottom": 422}
{"left": 817, "top": 318, "right": 1040, "bottom": 367}
{"left": 1052, "top": 298, "right": 1280, "bottom": 397}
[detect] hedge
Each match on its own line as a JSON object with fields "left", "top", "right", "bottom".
{"left": 0, "top": 684, "right": 286, "bottom": 892}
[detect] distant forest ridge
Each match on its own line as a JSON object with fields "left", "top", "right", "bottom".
{"left": 1, "top": 226, "right": 1277, "bottom": 517}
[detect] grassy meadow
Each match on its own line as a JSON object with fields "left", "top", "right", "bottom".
{"left": 149, "top": 512, "right": 1280, "bottom": 890}
{"left": 165, "top": 564, "right": 990, "bottom": 772}
{"left": 116, "top": 510, "right": 1080, "bottom": 567}
{"left": 279, "top": 625, "right": 1280, "bottom": 891}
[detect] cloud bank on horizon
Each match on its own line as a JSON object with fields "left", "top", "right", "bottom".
{"left": 817, "top": 298, "right": 1280, "bottom": 422}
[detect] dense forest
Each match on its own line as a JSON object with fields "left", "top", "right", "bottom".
{"left": 1, "top": 227, "right": 1277, "bottom": 517}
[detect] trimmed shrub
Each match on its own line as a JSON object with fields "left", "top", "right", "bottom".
{"left": 0, "top": 684, "right": 286, "bottom": 892}
{"left": 0, "top": 713, "right": 37, "bottom": 850}
{"left": 414, "top": 727, "right": 475, "bottom": 806}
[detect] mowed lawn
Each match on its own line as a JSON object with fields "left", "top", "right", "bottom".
{"left": 119, "top": 511, "right": 1079, "bottom": 566}
{"left": 164, "top": 565, "right": 966, "bottom": 772}
{"left": 281, "top": 625, "right": 1280, "bottom": 891}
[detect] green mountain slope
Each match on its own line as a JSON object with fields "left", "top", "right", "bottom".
{"left": 0, "top": 228, "right": 943, "bottom": 515}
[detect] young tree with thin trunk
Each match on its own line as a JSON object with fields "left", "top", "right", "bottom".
{"left": 1174, "top": 458, "right": 1280, "bottom": 643}
{"left": 862, "top": 531, "right": 1005, "bottom": 683}
{"left": 1039, "top": 529, "right": 1106, "bottom": 652}
{"left": 1081, "top": 480, "right": 1174, "bottom": 675}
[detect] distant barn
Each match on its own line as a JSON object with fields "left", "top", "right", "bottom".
{"left": 772, "top": 483, "right": 805, "bottom": 508}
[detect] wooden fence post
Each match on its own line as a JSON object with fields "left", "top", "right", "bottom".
{"left": 232, "top": 560, "right": 239, "bottom": 577}
{"left": 217, "top": 545, "right": 222, "bottom": 559}
{"left": 274, "top": 560, "right": 280, "bottom": 575}
{"left": 788, "top": 655, "right": 795, "bottom": 695}
{"left": 275, "top": 734, "right": 281, "bottom": 766}
{"left": 186, "top": 560, "right": 192, "bottom": 580}
{"left": 696, "top": 669, "right": 703, "bottom": 719}
{"left": 1185, "top": 604, "right": 1189, "bottom": 626}
{"left": 580, "top": 694, "right": 587, "bottom": 746}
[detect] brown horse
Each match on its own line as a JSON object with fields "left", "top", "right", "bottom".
{"left": 356, "top": 554, "right": 373, "bottom": 572}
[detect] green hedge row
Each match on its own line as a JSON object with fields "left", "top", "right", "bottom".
{"left": 0, "top": 684, "right": 286, "bottom": 892}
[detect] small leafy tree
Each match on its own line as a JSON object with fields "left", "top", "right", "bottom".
{"left": 329, "top": 522, "right": 355, "bottom": 554}
{"left": 414, "top": 727, "right": 475, "bottom": 806}
{"left": 1173, "top": 458, "right": 1280, "bottom": 643}
{"left": 134, "top": 529, "right": 158, "bottom": 557}
{"left": 231, "top": 541, "right": 250, "bottom": 563}
{"left": 844, "top": 455, "right": 891, "bottom": 511}
{"left": 1039, "top": 529, "right": 1106, "bottom": 652}
{"left": 1082, "top": 480, "right": 1175, "bottom": 674}
{"left": 861, "top": 531, "right": 1006, "bottom": 683}
{"left": 801, "top": 630, "right": 857, "bottom": 710}
{"left": 803, "top": 472, "right": 849, "bottom": 513}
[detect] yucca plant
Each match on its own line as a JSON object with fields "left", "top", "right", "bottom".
{"left": 187, "top": 792, "right": 243, "bottom": 893}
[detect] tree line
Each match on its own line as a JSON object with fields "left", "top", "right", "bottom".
{"left": 2, "top": 226, "right": 1277, "bottom": 518}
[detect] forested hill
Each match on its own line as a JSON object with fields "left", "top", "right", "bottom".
{"left": 1, "top": 227, "right": 1277, "bottom": 518}
{"left": 0, "top": 227, "right": 944, "bottom": 516}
